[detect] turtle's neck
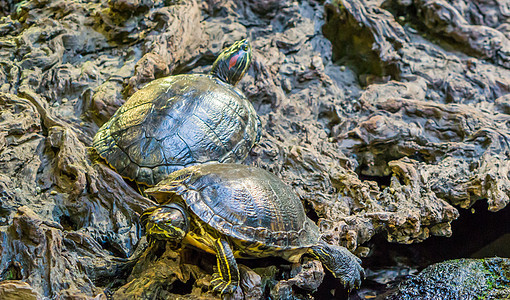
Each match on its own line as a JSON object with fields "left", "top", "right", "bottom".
{"left": 210, "top": 61, "right": 231, "bottom": 85}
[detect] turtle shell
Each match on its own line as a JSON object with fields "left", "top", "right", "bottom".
{"left": 146, "top": 163, "right": 321, "bottom": 249}
{"left": 93, "top": 74, "right": 261, "bottom": 186}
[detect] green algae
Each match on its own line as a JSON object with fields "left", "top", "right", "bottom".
{"left": 387, "top": 258, "right": 510, "bottom": 299}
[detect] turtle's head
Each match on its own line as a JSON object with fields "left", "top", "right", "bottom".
{"left": 210, "top": 39, "right": 252, "bottom": 85}
{"left": 141, "top": 203, "right": 190, "bottom": 243}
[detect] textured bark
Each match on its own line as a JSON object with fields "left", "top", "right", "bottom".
{"left": 0, "top": 0, "right": 508, "bottom": 298}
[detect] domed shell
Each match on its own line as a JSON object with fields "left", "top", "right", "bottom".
{"left": 93, "top": 74, "right": 261, "bottom": 186}
{"left": 146, "top": 163, "right": 321, "bottom": 249}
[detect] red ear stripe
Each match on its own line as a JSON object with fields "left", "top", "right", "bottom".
{"left": 228, "top": 54, "right": 240, "bottom": 70}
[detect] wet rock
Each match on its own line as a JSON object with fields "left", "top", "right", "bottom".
{"left": 386, "top": 258, "right": 510, "bottom": 299}
{"left": 258, "top": 260, "right": 325, "bottom": 299}
{"left": 444, "top": 0, "right": 510, "bottom": 29}
{"left": 93, "top": 2, "right": 150, "bottom": 44}
{"left": 0, "top": 69, "right": 152, "bottom": 298}
{"left": 342, "top": 90, "right": 510, "bottom": 212}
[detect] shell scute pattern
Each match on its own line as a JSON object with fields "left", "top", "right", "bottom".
{"left": 144, "top": 99, "right": 183, "bottom": 139}
{"left": 160, "top": 135, "right": 194, "bottom": 165}
{"left": 93, "top": 73, "right": 260, "bottom": 186}
{"left": 126, "top": 137, "right": 165, "bottom": 167}
{"left": 137, "top": 167, "right": 153, "bottom": 185}
{"left": 178, "top": 117, "right": 226, "bottom": 162}
{"left": 150, "top": 164, "right": 321, "bottom": 249}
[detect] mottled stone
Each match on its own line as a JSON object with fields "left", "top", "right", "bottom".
{"left": 386, "top": 258, "right": 510, "bottom": 299}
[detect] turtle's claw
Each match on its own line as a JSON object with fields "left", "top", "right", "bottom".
{"left": 310, "top": 241, "right": 365, "bottom": 291}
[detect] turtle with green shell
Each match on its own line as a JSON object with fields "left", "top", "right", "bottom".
{"left": 141, "top": 163, "right": 364, "bottom": 295}
{"left": 93, "top": 39, "right": 261, "bottom": 186}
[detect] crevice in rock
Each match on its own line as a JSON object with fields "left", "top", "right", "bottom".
{"left": 0, "top": 261, "right": 23, "bottom": 281}
{"left": 322, "top": 2, "right": 402, "bottom": 83}
{"left": 313, "top": 270, "right": 351, "bottom": 300}
{"left": 318, "top": 105, "right": 342, "bottom": 138}
{"left": 361, "top": 200, "right": 510, "bottom": 298}
{"left": 100, "top": 236, "right": 129, "bottom": 259}
{"left": 358, "top": 172, "right": 393, "bottom": 190}
{"left": 59, "top": 215, "right": 79, "bottom": 231}
{"left": 0, "top": 193, "right": 13, "bottom": 225}
{"left": 0, "top": 0, "right": 16, "bottom": 17}
{"left": 169, "top": 277, "right": 194, "bottom": 295}
{"left": 323, "top": 4, "right": 385, "bottom": 79}
{"left": 303, "top": 200, "right": 320, "bottom": 223}
{"left": 414, "top": 201, "right": 510, "bottom": 262}
{"left": 171, "top": 55, "right": 215, "bottom": 76}
{"left": 383, "top": 0, "right": 475, "bottom": 54}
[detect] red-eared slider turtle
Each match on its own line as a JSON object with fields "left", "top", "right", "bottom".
{"left": 93, "top": 40, "right": 260, "bottom": 186}
{"left": 141, "top": 163, "right": 364, "bottom": 295}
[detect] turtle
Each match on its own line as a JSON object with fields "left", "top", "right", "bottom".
{"left": 93, "top": 39, "right": 261, "bottom": 186}
{"left": 141, "top": 163, "right": 364, "bottom": 295}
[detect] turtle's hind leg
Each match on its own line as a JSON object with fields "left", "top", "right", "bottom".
{"left": 308, "top": 240, "right": 364, "bottom": 290}
{"left": 211, "top": 238, "right": 240, "bottom": 295}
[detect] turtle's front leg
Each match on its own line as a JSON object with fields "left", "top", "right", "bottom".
{"left": 308, "top": 240, "right": 364, "bottom": 290}
{"left": 211, "top": 238, "right": 240, "bottom": 295}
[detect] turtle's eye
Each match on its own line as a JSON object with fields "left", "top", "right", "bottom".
{"left": 241, "top": 44, "right": 248, "bottom": 52}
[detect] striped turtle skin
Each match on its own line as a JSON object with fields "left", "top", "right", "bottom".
{"left": 142, "top": 163, "right": 364, "bottom": 294}
{"left": 93, "top": 40, "right": 260, "bottom": 186}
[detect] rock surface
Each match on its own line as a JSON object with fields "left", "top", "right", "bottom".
{"left": 0, "top": 0, "right": 508, "bottom": 298}
{"left": 386, "top": 258, "right": 510, "bottom": 299}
